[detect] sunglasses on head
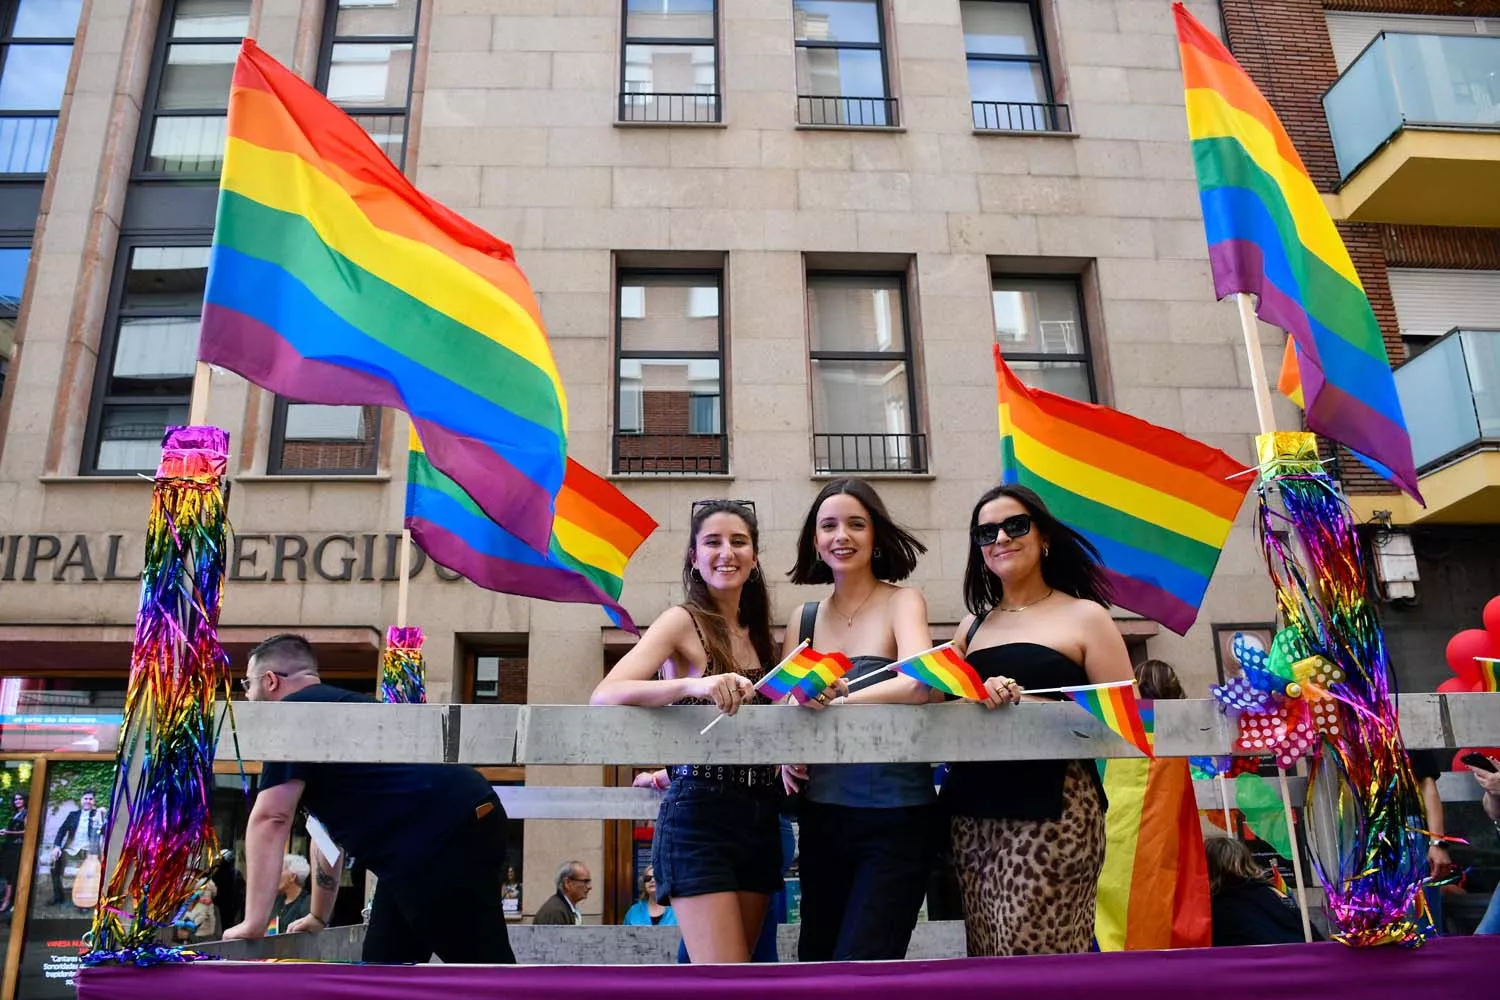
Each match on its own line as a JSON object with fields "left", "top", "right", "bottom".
{"left": 692, "top": 499, "right": 756, "bottom": 516}
{"left": 970, "top": 514, "right": 1034, "bottom": 547}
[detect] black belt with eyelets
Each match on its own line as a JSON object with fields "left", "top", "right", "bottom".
{"left": 669, "top": 764, "right": 779, "bottom": 789}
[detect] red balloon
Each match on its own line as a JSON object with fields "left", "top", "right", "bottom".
{"left": 1446, "top": 629, "right": 1498, "bottom": 681}
{"left": 1437, "top": 676, "right": 1481, "bottom": 694}
{"left": 1484, "top": 594, "right": 1500, "bottom": 644}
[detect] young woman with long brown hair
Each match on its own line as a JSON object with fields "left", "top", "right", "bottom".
{"left": 591, "top": 500, "right": 779, "bottom": 963}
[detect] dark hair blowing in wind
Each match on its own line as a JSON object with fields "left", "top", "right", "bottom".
{"left": 788, "top": 478, "right": 927, "bottom": 585}
{"left": 682, "top": 500, "right": 775, "bottom": 676}
{"left": 962, "top": 483, "right": 1114, "bottom": 615}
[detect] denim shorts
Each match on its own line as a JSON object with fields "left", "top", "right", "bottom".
{"left": 651, "top": 778, "right": 784, "bottom": 903}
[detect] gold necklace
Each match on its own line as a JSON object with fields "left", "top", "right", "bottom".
{"left": 998, "top": 588, "right": 1054, "bottom": 613}
{"left": 830, "top": 587, "right": 877, "bottom": 627}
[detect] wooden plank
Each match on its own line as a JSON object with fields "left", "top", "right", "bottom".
{"left": 212, "top": 695, "right": 1500, "bottom": 764}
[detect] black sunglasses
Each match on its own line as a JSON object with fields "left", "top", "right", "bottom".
{"left": 971, "top": 514, "right": 1034, "bottom": 547}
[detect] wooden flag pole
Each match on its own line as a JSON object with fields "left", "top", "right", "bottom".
{"left": 1232, "top": 291, "right": 1314, "bottom": 943}
{"left": 395, "top": 528, "right": 413, "bottom": 628}
{"left": 188, "top": 361, "right": 212, "bottom": 426}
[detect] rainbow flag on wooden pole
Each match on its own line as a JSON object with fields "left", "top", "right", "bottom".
{"left": 1174, "top": 3, "right": 1421, "bottom": 501}
{"left": 996, "top": 347, "right": 1254, "bottom": 635}
{"left": 200, "top": 40, "right": 569, "bottom": 553}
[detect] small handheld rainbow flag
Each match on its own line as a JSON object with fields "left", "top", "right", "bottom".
{"left": 760, "top": 646, "right": 856, "bottom": 705}
{"left": 891, "top": 644, "right": 986, "bottom": 701}
{"left": 1476, "top": 657, "right": 1499, "bottom": 692}
{"left": 1065, "top": 682, "right": 1155, "bottom": 758}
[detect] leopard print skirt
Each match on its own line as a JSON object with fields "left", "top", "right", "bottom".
{"left": 949, "top": 762, "right": 1106, "bottom": 957}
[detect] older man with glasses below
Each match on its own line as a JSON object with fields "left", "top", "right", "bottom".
{"left": 533, "top": 861, "right": 593, "bottom": 925}
{"left": 221, "top": 633, "right": 516, "bottom": 965}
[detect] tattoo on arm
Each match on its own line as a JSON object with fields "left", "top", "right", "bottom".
{"left": 316, "top": 871, "right": 337, "bottom": 891}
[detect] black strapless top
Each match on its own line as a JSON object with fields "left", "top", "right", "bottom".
{"left": 940, "top": 643, "right": 1106, "bottom": 821}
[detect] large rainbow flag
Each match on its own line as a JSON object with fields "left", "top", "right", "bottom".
{"left": 996, "top": 348, "right": 1254, "bottom": 635}
{"left": 405, "top": 430, "right": 655, "bottom": 632}
{"left": 199, "top": 40, "right": 568, "bottom": 553}
{"left": 1094, "top": 757, "right": 1212, "bottom": 951}
{"left": 1174, "top": 4, "right": 1421, "bottom": 501}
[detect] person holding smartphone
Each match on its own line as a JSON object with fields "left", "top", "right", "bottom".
{"left": 1465, "top": 751, "right": 1500, "bottom": 935}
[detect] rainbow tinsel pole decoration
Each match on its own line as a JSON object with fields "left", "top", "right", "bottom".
{"left": 86, "top": 426, "right": 233, "bottom": 965}
{"left": 1255, "top": 432, "right": 1428, "bottom": 947}
{"left": 381, "top": 626, "right": 426, "bottom": 704}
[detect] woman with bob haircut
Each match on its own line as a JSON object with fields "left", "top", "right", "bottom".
{"left": 592, "top": 500, "right": 781, "bottom": 963}
{"left": 941, "top": 483, "right": 1134, "bottom": 957}
{"left": 780, "top": 478, "right": 938, "bottom": 962}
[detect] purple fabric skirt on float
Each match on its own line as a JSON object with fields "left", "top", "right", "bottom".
{"left": 79, "top": 936, "right": 1499, "bottom": 1000}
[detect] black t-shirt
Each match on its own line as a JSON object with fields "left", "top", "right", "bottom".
{"left": 1408, "top": 748, "right": 1448, "bottom": 783}
{"left": 258, "top": 685, "right": 495, "bottom": 879}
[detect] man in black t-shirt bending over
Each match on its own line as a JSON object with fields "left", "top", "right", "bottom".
{"left": 221, "top": 634, "right": 516, "bottom": 965}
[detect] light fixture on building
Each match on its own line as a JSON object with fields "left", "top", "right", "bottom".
{"left": 1371, "top": 529, "right": 1419, "bottom": 601}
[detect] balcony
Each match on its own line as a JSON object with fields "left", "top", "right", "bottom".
{"left": 1323, "top": 32, "right": 1500, "bottom": 227}
{"left": 1353, "top": 329, "right": 1500, "bottom": 524}
{"left": 972, "top": 101, "right": 1071, "bottom": 133}
{"left": 814, "top": 433, "right": 928, "bottom": 475}
{"left": 613, "top": 433, "right": 727, "bottom": 476}
{"left": 796, "top": 96, "right": 898, "bottom": 128}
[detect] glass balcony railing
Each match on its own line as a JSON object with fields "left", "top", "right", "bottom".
{"left": 1323, "top": 32, "right": 1500, "bottom": 181}
{"left": 1394, "top": 329, "right": 1500, "bottom": 472}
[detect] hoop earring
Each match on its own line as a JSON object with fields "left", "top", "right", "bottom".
{"left": 873, "top": 547, "right": 883, "bottom": 559}
{"left": 749, "top": 566, "right": 761, "bottom": 582}
{"left": 691, "top": 567, "right": 704, "bottom": 582}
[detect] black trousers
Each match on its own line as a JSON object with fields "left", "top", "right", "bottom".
{"left": 796, "top": 801, "right": 936, "bottom": 962}
{"left": 362, "top": 803, "right": 517, "bottom": 965}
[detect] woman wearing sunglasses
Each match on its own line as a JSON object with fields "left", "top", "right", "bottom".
{"left": 591, "top": 500, "right": 781, "bottom": 963}
{"left": 780, "top": 478, "right": 937, "bottom": 962}
{"left": 941, "top": 484, "right": 1133, "bottom": 957}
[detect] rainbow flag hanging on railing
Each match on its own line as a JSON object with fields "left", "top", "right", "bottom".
{"left": 200, "top": 40, "right": 569, "bottom": 553}
{"left": 1095, "top": 757, "right": 1212, "bottom": 951}
{"left": 996, "top": 348, "right": 1254, "bottom": 635}
{"left": 405, "top": 429, "right": 655, "bottom": 632}
{"left": 891, "top": 644, "right": 986, "bottom": 701}
{"left": 1174, "top": 3, "right": 1421, "bottom": 502}
{"left": 759, "top": 647, "right": 856, "bottom": 704}
{"left": 1065, "top": 682, "right": 1155, "bottom": 758}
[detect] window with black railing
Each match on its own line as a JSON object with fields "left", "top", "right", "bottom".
{"left": 793, "top": 0, "right": 896, "bottom": 127}
{"left": 992, "top": 275, "right": 1096, "bottom": 402}
{"left": 263, "top": 0, "right": 421, "bottom": 477}
{"left": 614, "top": 269, "right": 728, "bottom": 475}
{"left": 619, "top": 0, "right": 719, "bottom": 123}
{"left": 807, "top": 273, "right": 925, "bottom": 474}
{"left": 83, "top": 243, "right": 208, "bottom": 474}
{"left": 135, "top": 0, "right": 252, "bottom": 177}
{"left": 962, "top": 1, "right": 1068, "bottom": 133}
{"left": 0, "top": 0, "right": 81, "bottom": 175}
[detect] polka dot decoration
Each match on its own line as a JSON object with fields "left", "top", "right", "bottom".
{"left": 1213, "top": 675, "right": 1273, "bottom": 712}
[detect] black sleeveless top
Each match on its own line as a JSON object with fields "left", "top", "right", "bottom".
{"left": 669, "top": 607, "right": 778, "bottom": 788}
{"left": 940, "top": 639, "right": 1107, "bottom": 821}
